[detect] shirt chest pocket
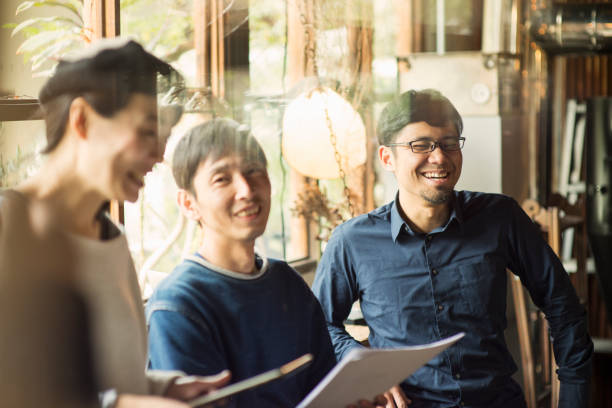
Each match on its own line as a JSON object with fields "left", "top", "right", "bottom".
{"left": 458, "top": 256, "right": 507, "bottom": 327}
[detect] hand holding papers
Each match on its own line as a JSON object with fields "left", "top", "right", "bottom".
{"left": 189, "top": 354, "right": 312, "bottom": 407}
{"left": 297, "top": 332, "right": 465, "bottom": 408}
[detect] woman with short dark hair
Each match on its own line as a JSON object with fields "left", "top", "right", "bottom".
{"left": 0, "top": 38, "right": 229, "bottom": 408}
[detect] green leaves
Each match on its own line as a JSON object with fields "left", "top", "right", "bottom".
{"left": 11, "top": 16, "right": 80, "bottom": 37}
{"left": 15, "top": 0, "right": 83, "bottom": 23}
{"left": 6, "top": 0, "right": 85, "bottom": 76}
{"left": 16, "top": 30, "right": 66, "bottom": 54}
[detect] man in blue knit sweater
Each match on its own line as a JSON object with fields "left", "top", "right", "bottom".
{"left": 146, "top": 118, "right": 342, "bottom": 407}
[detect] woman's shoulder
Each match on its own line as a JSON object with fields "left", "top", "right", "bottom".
{"left": 0, "top": 188, "right": 27, "bottom": 208}
{"left": 0, "top": 189, "right": 32, "bottom": 232}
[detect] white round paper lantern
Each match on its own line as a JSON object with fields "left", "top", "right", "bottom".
{"left": 282, "top": 87, "right": 367, "bottom": 179}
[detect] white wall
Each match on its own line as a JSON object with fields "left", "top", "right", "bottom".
{"left": 454, "top": 115, "right": 502, "bottom": 194}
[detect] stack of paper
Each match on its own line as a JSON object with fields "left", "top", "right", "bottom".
{"left": 297, "top": 332, "right": 465, "bottom": 408}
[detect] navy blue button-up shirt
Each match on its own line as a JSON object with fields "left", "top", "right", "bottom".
{"left": 313, "top": 191, "right": 593, "bottom": 408}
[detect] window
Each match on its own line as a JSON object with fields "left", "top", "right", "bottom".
{"left": 2, "top": 0, "right": 435, "bottom": 293}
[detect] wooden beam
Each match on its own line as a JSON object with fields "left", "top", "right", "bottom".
{"left": 211, "top": 0, "right": 219, "bottom": 96}
{"left": 83, "top": 0, "right": 105, "bottom": 40}
{"left": 0, "top": 100, "right": 41, "bottom": 121}
{"left": 193, "top": 0, "right": 208, "bottom": 88}
{"left": 347, "top": 0, "right": 374, "bottom": 214}
{"left": 510, "top": 271, "right": 537, "bottom": 408}
{"left": 394, "top": 0, "right": 412, "bottom": 66}
{"left": 287, "top": 0, "right": 317, "bottom": 260}
{"left": 83, "top": 0, "right": 122, "bottom": 222}
{"left": 218, "top": 0, "right": 225, "bottom": 99}
{"left": 104, "top": 0, "right": 120, "bottom": 38}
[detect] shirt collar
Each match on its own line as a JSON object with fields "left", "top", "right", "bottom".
{"left": 186, "top": 253, "right": 269, "bottom": 280}
{"left": 390, "top": 191, "right": 464, "bottom": 241}
{"left": 390, "top": 195, "right": 408, "bottom": 241}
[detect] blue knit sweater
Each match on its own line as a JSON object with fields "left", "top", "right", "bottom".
{"left": 146, "top": 255, "right": 336, "bottom": 407}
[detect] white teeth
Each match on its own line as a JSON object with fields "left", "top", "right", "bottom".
{"left": 423, "top": 172, "right": 448, "bottom": 179}
{"left": 237, "top": 207, "right": 259, "bottom": 217}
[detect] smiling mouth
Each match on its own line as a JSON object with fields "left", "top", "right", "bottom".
{"left": 422, "top": 171, "right": 449, "bottom": 179}
{"left": 235, "top": 206, "right": 260, "bottom": 217}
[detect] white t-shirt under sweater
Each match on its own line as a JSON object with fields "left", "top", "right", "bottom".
{"left": 0, "top": 190, "right": 177, "bottom": 396}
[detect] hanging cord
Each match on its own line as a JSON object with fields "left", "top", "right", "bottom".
{"left": 297, "top": 0, "right": 355, "bottom": 218}
{"left": 277, "top": 0, "right": 290, "bottom": 260}
{"left": 324, "top": 103, "right": 355, "bottom": 217}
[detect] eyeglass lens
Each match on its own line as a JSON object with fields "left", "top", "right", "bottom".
{"left": 411, "top": 138, "right": 463, "bottom": 153}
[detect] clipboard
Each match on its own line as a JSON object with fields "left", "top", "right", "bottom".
{"left": 189, "top": 353, "right": 313, "bottom": 407}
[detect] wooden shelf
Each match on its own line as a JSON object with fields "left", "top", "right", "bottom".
{"left": 0, "top": 99, "right": 42, "bottom": 121}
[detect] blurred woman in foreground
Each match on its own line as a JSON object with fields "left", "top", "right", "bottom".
{"left": 0, "top": 38, "right": 229, "bottom": 408}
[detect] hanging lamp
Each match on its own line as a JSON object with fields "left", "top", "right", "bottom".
{"left": 281, "top": 86, "right": 367, "bottom": 179}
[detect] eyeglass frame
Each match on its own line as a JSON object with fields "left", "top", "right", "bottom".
{"left": 385, "top": 136, "right": 466, "bottom": 154}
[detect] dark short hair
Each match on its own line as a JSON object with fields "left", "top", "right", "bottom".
{"left": 376, "top": 89, "right": 463, "bottom": 145}
{"left": 172, "top": 118, "right": 267, "bottom": 193}
{"left": 38, "top": 39, "right": 179, "bottom": 153}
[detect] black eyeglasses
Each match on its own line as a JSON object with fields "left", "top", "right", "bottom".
{"left": 386, "top": 137, "right": 465, "bottom": 154}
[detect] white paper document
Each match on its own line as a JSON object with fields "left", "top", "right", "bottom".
{"left": 297, "top": 332, "right": 465, "bottom": 408}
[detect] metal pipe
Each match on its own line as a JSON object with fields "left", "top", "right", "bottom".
{"left": 531, "top": 3, "right": 612, "bottom": 54}
{"left": 586, "top": 97, "right": 612, "bottom": 326}
{"left": 436, "top": 0, "right": 445, "bottom": 55}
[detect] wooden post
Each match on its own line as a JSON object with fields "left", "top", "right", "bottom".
{"left": 193, "top": 0, "right": 224, "bottom": 98}
{"left": 193, "top": 0, "right": 208, "bottom": 88}
{"left": 394, "top": 0, "right": 412, "bottom": 71}
{"left": 347, "top": 0, "right": 374, "bottom": 214}
{"left": 106, "top": 0, "right": 122, "bottom": 223}
{"left": 83, "top": 0, "right": 104, "bottom": 40}
{"left": 217, "top": 0, "right": 225, "bottom": 99}
{"left": 83, "top": 0, "right": 119, "bottom": 40}
{"left": 83, "top": 0, "right": 123, "bottom": 223}
{"left": 104, "top": 0, "right": 120, "bottom": 38}
{"left": 211, "top": 0, "right": 219, "bottom": 97}
{"left": 510, "top": 271, "right": 537, "bottom": 408}
{"left": 287, "top": 0, "right": 317, "bottom": 260}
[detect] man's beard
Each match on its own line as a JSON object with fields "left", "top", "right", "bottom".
{"left": 420, "top": 188, "right": 452, "bottom": 205}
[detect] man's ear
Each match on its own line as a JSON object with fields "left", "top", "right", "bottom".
{"left": 378, "top": 145, "right": 396, "bottom": 172}
{"left": 177, "top": 189, "right": 202, "bottom": 222}
{"left": 68, "top": 97, "right": 90, "bottom": 141}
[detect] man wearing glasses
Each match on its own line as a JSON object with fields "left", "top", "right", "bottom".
{"left": 312, "top": 89, "right": 593, "bottom": 408}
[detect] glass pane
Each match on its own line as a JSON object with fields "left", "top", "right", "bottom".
{"left": 117, "top": 0, "right": 424, "bottom": 291}
{"left": 121, "top": 0, "right": 313, "bottom": 293}
{"left": 418, "top": 0, "right": 483, "bottom": 52}
{"left": 0, "top": 120, "right": 45, "bottom": 188}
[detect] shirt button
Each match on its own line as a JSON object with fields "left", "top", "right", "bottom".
{"left": 432, "top": 269, "right": 439, "bottom": 275}
{"left": 455, "top": 373, "right": 461, "bottom": 379}
{"left": 437, "top": 304, "right": 444, "bottom": 311}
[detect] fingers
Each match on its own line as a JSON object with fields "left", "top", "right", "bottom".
{"left": 116, "top": 394, "right": 189, "bottom": 408}
{"left": 383, "top": 391, "right": 396, "bottom": 408}
{"left": 374, "top": 394, "right": 388, "bottom": 407}
{"left": 176, "top": 369, "right": 231, "bottom": 388}
{"left": 166, "top": 370, "right": 231, "bottom": 400}
{"left": 358, "top": 399, "right": 376, "bottom": 408}
{"left": 347, "top": 387, "right": 410, "bottom": 408}
{"left": 389, "top": 385, "right": 411, "bottom": 408}
{"left": 196, "top": 369, "right": 232, "bottom": 388}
